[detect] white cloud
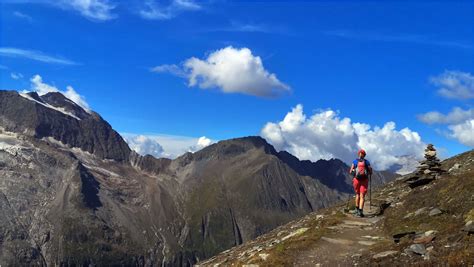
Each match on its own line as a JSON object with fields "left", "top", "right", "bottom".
{"left": 13, "top": 11, "right": 33, "bottom": 22}
{"left": 139, "top": 0, "right": 201, "bottom": 20}
{"left": 0, "top": 47, "right": 79, "bottom": 65}
{"left": 58, "top": 0, "right": 116, "bottom": 21}
{"left": 122, "top": 133, "right": 215, "bottom": 159}
{"left": 418, "top": 107, "right": 474, "bottom": 125}
{"left": 430, "top": 70, "right": 474, "bottom": 100}
{"left": 449, "top": 120, "right": 474, "bottom": 147}
{"left": 189, "top": 136, "right": 212, "bottom": 151}
{"left": 260, "top": 104, "right": 426, "bottom": 172}
{"left": 151, "top": 64, "right": 187, "bottom": 77}
{"left": 29, "top": 74, "right": 90, "bottom": 111}
{"left": 10, "top": 72, "right": 23, "bottom": 80}
{"left": 124, "top": 135, "right": 165, "bottom": 157}
{"left": 153, "top": 46, "right": 290, "bottom": 97}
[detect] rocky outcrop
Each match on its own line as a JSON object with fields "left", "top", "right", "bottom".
{"left": 0, "top": 90, "right": 131, "bottom": 161}
{"left": 404, "top": 144, "right": 445, "bottom": 188}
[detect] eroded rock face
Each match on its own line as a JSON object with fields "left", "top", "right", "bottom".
{"left": 0, "top": 91, "right": 131, "bottom": 161}
{"left": 0, "top": 90, "right": 398, "bottom": 266}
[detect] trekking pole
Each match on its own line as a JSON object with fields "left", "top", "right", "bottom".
{"left": 369, "top": 173, "right": 372, "bottom": 211}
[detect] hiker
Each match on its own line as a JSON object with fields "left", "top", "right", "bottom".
{"left": 349, "top": 149, "right": 373, "bottom": 217}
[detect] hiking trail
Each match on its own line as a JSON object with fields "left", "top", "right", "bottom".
{"left": 295, "top": 200, "right": 388, "bottom": 266}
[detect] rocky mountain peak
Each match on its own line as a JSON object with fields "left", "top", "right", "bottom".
{"left": 0, "top": 90, "right": 131, "bottom": 161}
{"left": 198, "top": 135, "right": 277, "bottom": 156}
{"left": 40, "top": 91, "right": 91, "bottom": 120}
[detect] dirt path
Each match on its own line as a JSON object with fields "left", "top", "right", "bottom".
{"left": 295, "top": 201, "right": 387, "bottom": 266}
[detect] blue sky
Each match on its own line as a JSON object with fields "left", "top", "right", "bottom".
{"left": 0, "top": 0, "right": 473, "bottom": 171}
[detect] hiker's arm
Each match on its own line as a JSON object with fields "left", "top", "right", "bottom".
{"left": 349, "top": 164, "right": 355, "bottom": 175}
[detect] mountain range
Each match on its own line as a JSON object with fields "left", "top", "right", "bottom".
{"left": 0, "top": 90, "right": 397, "bottom": 266}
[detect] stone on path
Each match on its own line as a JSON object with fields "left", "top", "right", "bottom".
{"left": 463, "top": 220, "right": 474, "bottom": 234}
{"left": 342, "top": 220, "right": 372, "bottom": 227}
{"left": 358, "top": 240, "right": 376, "bottom": 246}
{"left": 408, "top": 244, "right": 426, "bottom": 255}
{"left": 281, "top": 227, "right": 309, "bottom": 241}
{"left": 373, "top": 250, "right": 398, "bottom": 259}
{"left": 429, "top": 208, "right": 442, "bottom": 216}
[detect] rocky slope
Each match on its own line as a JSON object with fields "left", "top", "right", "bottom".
{"left": 197, "top": 148, "right": 474, "bottom": 266}
{"left": 0, "top": 90, "right": 397, "bottom": 266}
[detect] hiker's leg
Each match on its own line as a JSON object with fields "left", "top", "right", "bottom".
{"left": 355, "top": 194, "right": 360, "bottom": 208}
{"left": 359, "top": 193, "right": 365, "bottom": 210}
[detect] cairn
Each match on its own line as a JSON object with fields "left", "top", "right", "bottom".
{"left": 415, "top": 144, "right": 444, "bottom": 179}
{"left": 405, "top": 144, "right": 444, "bottom": 188}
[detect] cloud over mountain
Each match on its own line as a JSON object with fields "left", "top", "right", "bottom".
{"left": 152, "top": 46, "right": 290, "bottom": 98}
{"left": 123, "top": 134, "right": 214, "bottom": 159}
{"left": 25, "top": 74, "right": 90, "bottom": 111}
{"left": 261, "top": 104, "right": 425, "bottom": 172}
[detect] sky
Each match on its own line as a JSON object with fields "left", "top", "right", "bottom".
{"left": 0, "top": 0, "right": 473, "bottom": 173}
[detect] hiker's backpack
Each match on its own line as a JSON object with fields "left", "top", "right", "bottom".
{"left": 355, "top": 159, "right": 369, "bottom": 179}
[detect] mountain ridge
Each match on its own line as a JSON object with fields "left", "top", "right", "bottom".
{"left": 0, "top": 90, "right": 398, "bottom": 266}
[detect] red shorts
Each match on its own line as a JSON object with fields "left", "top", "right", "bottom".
{"left": 353, "top": 177, "right": 368, "bottom": 195}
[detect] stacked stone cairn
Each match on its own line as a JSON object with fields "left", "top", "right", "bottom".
{"left": 415, "top": 144, "right": 444, "bottom": 179}
{"left": 405, "top": 144, "right": 445, "bottom": 188}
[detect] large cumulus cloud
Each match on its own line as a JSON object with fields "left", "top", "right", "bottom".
{"left": 261, "top": 104, "right": 425, "bottom": 173}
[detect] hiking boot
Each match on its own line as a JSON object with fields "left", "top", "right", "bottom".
{"left": 359, "top": 209, "right": 365, "bottom": 218}
{"left": 355, "top": 208, "right": 361, "bottom": 217}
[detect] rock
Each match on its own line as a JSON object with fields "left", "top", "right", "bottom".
{"left": 408, "top": 244, "right": 426, "bottom": 255}
{"left": 415, "top": 207, "right": 428, "bottom": 216}
{"left": 258, "top": 253, "right": 269, "bottom": 261}
{"left": 373, "top": 250, "right": 398, "bottom": 259}
{"left": 342, "top": 220, "right": 372, "bottom": 227}
{"left": 361, "top": 235, "right": 382, "bottom": 240}
{"left": 393, "top": 232, "right": 416, "bottom": 243}
{"left": 358, "top": 240, "right": 376, "bottom": 246}
{"left": 463, "top": 220, "right": 474, "bottom": 234}
{"left": 449, "top": 163, "right": 461, "bottom": 172}
{"left": 407, "top": 177, "right": 435, "bottom": 188}
{"left": 424, "top": 230, "right": 437, "bottom": 236}
{"left": 281, "top": 227, "right": 309, "bottom": 241}
{"left": 429, "top": 208, "right": 442, "bottom": 216}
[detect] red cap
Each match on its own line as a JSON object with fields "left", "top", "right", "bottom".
{"left": 358, "top": 149, "right": 366, "bottom": 156}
